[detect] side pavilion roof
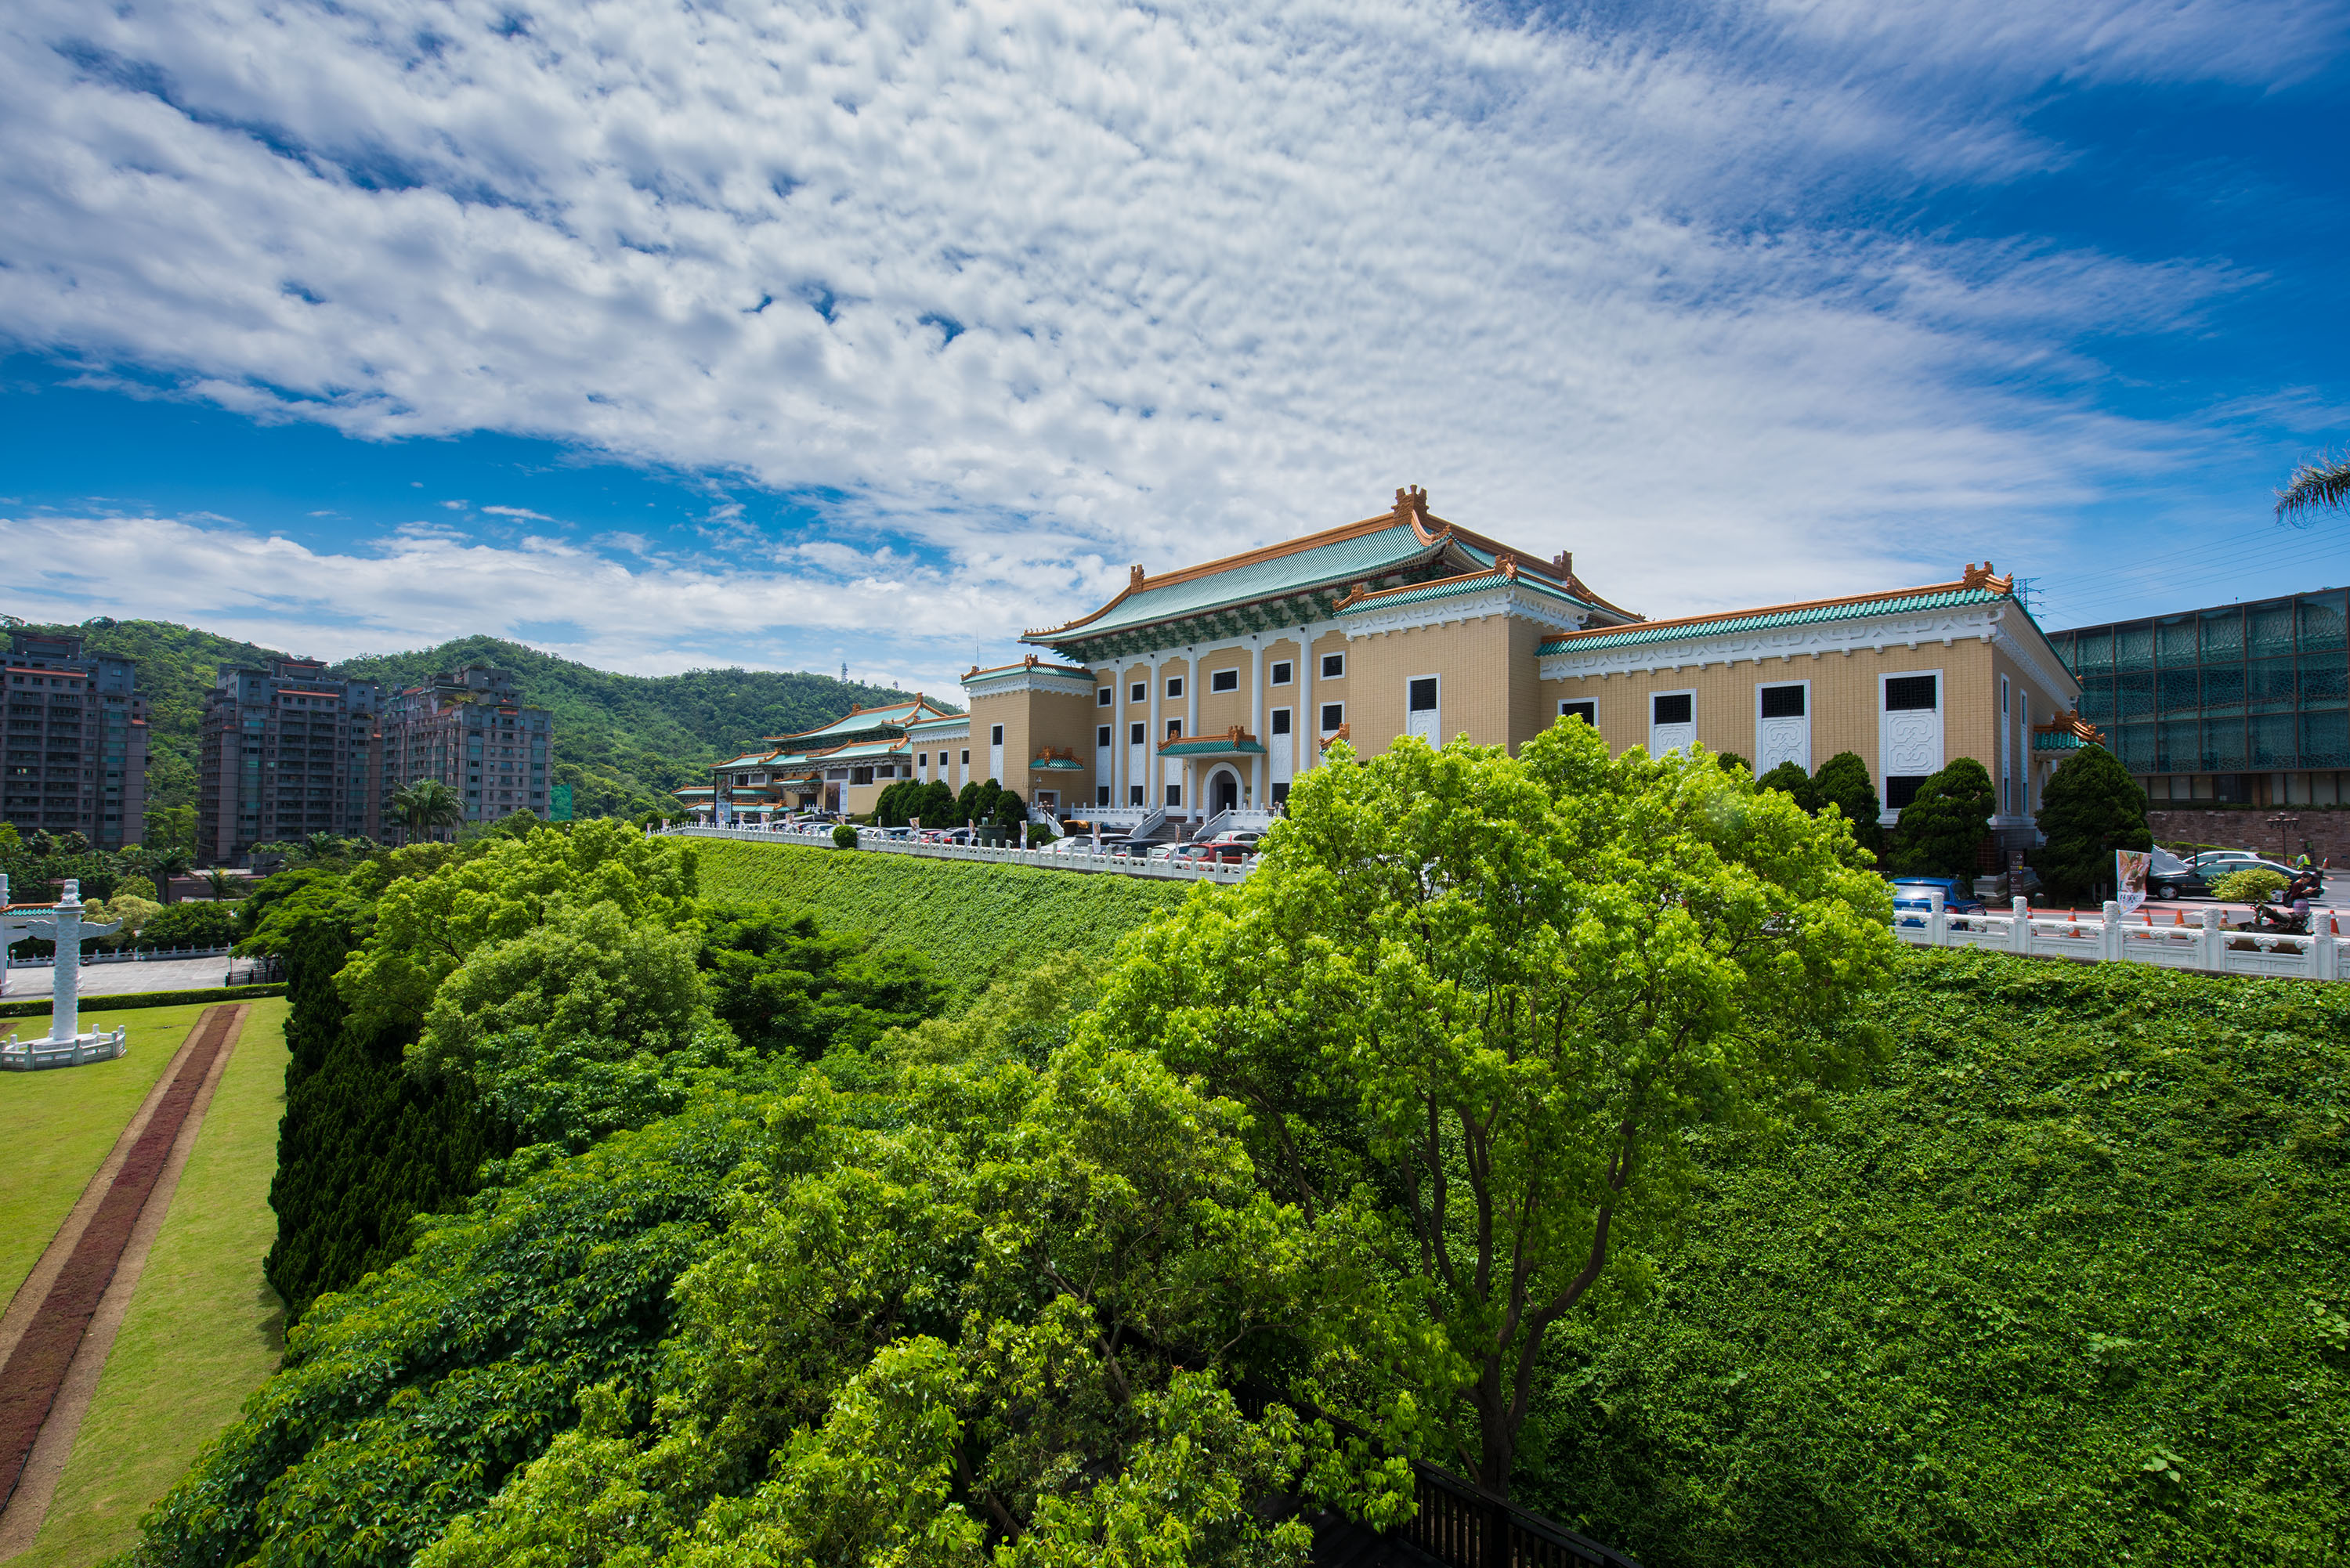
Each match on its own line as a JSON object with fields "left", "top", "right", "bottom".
{"left": 763, "top": 695, "right": 961, "bottom": 746}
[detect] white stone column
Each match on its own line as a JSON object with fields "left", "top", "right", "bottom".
{"left": 1248, "top": 638, "right": 1264, "bottom": 807}
{"left": 1187, "top": 652, "right": 1201, "bottom": 819}
{"left": 1299, "top": 629, "right": 1316, "bottom": 779}
{"left": 1149, "top": 659, "right": 1162, "bottom": 812}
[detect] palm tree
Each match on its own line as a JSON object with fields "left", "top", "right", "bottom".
{"left": 136, "top": 844, "right": 194, "bottom": 903}
{"left": 201, "top": 868, "right": 243, "bottom": 900}
{"left": 2276, "top": 452, "right": 2350, "bottom": 523}
{"left": 389, "top": 779, "right": 465, "bottom": 844}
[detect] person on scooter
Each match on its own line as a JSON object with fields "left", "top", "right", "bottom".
{"left": 2256, "top": 869, "right": 2321, "bottom": 934}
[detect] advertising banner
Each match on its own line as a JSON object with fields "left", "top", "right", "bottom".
{"left": 2115, "top": 848, "right": 2149, "bottom": 915}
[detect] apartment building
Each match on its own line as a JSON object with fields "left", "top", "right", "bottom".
{"left": 2, "top": 630, "right": 150, "bottom": 848}
{"left": 197, "top": 659, "right": 384, "bottom": 863}
{"left": 379, "top": 664, "right": 555, "bottom": 831}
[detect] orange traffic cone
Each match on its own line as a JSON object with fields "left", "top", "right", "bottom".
{"left": 2174, "top": 909, "right": 2186, "bottom": 926}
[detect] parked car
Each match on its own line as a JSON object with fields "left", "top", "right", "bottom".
{"left": 2146, "top": 847, "right": 2212, "bottom": 901}
{"left": 2189, "top": 850, "right": 2294, "bottom": 884}
{"left": 1889, "top": 876, "right": 1986, "bottom": 928}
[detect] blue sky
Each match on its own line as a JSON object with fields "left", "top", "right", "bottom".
{"left": 2, "top": 0, "right": 2345, "bottom": 690}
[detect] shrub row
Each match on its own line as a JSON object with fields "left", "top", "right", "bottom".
{"left": 0, "top": 983, "right": 287, "bottom": 1020}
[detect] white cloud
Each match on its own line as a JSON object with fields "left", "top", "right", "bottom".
{"left": 481, "top": 504, "right": 555, "bottom": 521}
{"left": 2, "top": 511, "right": 1010, "bottom": 693}
{"left": 0, "top": 0, "right": 2330, "bottom": 638}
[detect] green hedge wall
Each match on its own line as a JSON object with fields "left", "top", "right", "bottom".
{"left": 1519, "top": 948, "right": 2350, "bottom": 1566}
{"left": 691, "top": 840, "right": 1190, "bottom": 1002}
{"left": 0, "top": 982, "right": 287, "bottom": 1020}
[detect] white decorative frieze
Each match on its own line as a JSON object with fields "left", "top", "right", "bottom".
{"left": 1344, "top": 583, "right": 1589, "bottom": 640}
{"left": 1540, "top": 606, "right": 2002, "bottom": 682}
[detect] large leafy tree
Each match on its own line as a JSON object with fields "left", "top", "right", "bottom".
{"left": 1094, "top": 723, "right": 1893, "bottom": 1497}
{"left": 1888, "top": 757, "right": 1998, "bottom": 878}
{"left": 2034, "top": 744, "right": 2151, "bottom": 899}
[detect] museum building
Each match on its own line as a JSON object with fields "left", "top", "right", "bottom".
{"left": 698, "top": 487, "right": 2086, "bottom": 839}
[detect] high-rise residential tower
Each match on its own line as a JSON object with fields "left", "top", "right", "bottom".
{"left": 2, "top": 630, "right": 150, "bottom": 848}
{"left": 197, "top": 659, "right": 384, "bottom": 864}
{"left": 379, "top": 664, "right": 555, "bottom": 833}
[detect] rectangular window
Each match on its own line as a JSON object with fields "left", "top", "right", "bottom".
{"left": 1271, "top": 661, "right": 1293, "bottom": 685}
{"left": 1098, "top": 686, "right": 1113, "bottom": 706}
{"left": 1320, "top": 703, "right": 1344, "bottom": 732}
{"left": 1097, "top": 725, "right": 1112, "bottom": 746}
{"left": 1210, "top": 669, "right": 1239, "bottom": 693}
{"left": 1270, "top": 781, "right": 1290, "bottom": 805}
{"left": 1558, "top": 700, "right": 1595, "bottom": 724}
{"left": 1321, "top": 652, "right": 1346, "bottom": 680}
{"left": 1884, "top": 675, "right": 1937, "bottom": 711}
{"left": 1130, "top": 784, "right": 1145, "bottom": 806}
{"left": 1759, "top": 685, "right": 1806, "bottom": 719}
{"left": 991, "top": 724, "right": 1005, "bottom": 744}
{"left": 1271, "top": 708, "right": 1292, "bottom": 735}
{"left": 1885, "top": 776, "right": 1925, "bottom": 810}
{"left": 1166, "top": 718, "right": 1184, "bottom": 739}
{"left": 1653, "top": 692, "right": 1692, "bottom": 726}
{"left": 916, "top": 753, "right": 927, "bottom": 768}
{"left": 1408, "top": 677, "right": 1438, "bottom": 712}
{"left": 1130, "top": 682, "right": 1146, "bottom": 703}
{"left": 1166, "top": 783, "right": 1182, "bottom": 807}
{"left": 1097, "top": 786, "right": 1112, "bottom": 806}
{"left": 961, "top": 750, "right": 971, "bottom": 765}
{"left": 1166, "top": 677, "right": 1184, "bottom": 699}
{"left": 1130, "top": 721, "right": 1146, "bottom": 745}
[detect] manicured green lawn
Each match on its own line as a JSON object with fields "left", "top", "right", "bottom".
{"left": 14, "top": 999, "right": 291, "bottom": 1568}
{"left": 0, "top": 1003, "right": 214, "bottom": 1312}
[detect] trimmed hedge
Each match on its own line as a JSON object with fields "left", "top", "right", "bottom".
{"left": 0, "top": 983, "right": 287, "bottom": 1020}
{"left": 691, "top": 840, "right": 1191, "bottom": 1000}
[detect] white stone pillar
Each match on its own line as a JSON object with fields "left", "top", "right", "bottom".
{"left": 1300, "top": 629, "right": 1316, "bottom": 779}
{"left": 1248, "top": 638, "right": 1263, "bottom": 808}
{"left": 1187, "top": 653, "right": 1200, "bottom": 820}
{"left": 1149, "top": 661, "right": 1162, "bottom": 812}
{"left": 2009, "top": 895, "right": 2031, "bottom": 955}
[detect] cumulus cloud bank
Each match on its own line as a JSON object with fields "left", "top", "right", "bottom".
{"left": 1, "top": 0, "right": 2336, "bottom": 674}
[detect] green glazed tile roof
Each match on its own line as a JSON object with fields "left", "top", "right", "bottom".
{"left": 1537, "top": 585, "right": 2010, "bottom": 655}
{"left": 812, "top": 739, "right": 913, "bottom": 761}
{"left": 718, "top": 750, "right": 779, "bottom": 769}
{"left": 1339, "top": 567, "right": 1593, "bottom": 617}
{"left": 2033, "top": 731, "right": 2094, "bottom": 750}
{"left": 1158, "top": 736, "right": 1270, "bottom": 757}
{"left": 904, "top": 714, "right": 974, "bottom": 734}
{"left": 1030, "top": 757, "right": 1087, "bottom": 771}
{"left": 770, "top": 697, "right": 956, "bottom": 742}
{"left": 1025, "top": 523, "right": 1444, "bottom": 645}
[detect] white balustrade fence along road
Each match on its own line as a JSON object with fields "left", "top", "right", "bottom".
{"left": 664, "top": 828, "right": 2350, "bottom": 983}
{"left": 1895, "top": 887, "right": 2346, "bottom": 982}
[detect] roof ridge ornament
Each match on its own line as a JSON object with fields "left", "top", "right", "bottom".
{"left": 1394, "top": 485, "right": 1437, "bottom": 540}
{"left": 1130, "top": 563, "right": 1146, "bottom": 589}
{"left": 1961, "top": 560, "right": 2016, "bottom": 593}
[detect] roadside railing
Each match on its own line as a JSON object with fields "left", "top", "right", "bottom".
{"left": 662, "top": 825, "right": 1256, "bottom": 883}
{"left": 668, "top": 830, "right": 2348, "bottom": 982}
{"left": 6, "top": 944, "right": 237, "bottom": 970}
{"left": 1896, "top": 890, "right": 2346, "bottom": 981}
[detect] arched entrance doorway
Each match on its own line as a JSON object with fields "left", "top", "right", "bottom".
{"left": 1208, "top": 768, "right": 1241, "bottom": 818}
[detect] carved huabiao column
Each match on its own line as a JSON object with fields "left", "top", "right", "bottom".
{"left": 24, "top": 880, "right": 123, "bottom": 1049}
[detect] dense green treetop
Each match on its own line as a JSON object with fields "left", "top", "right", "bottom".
{"left": 2034, "top": 745, "right": 2151, "bottom": 899}
{"left": 1808, "top": 751, "right": 1884, "bottom": 853}
{"left": 1888, "top": 757, "right": 1997, "bottom": 879}
{"left": 1094, "top": 723, "right": 1894, "bottom": 1497}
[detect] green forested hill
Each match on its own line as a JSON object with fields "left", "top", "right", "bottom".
{"left": 5, "top": 616, "right": 932, "bottom": 822}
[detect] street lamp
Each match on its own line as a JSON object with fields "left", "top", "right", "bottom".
{"left": 2266, "top": 811, "right": 2299, "bottom": 865}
